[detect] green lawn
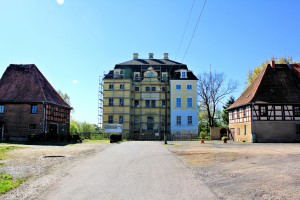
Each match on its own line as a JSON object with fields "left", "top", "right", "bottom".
{"left": 0, "top": 173, "right": 26, "bottom": 194}
{"left": 0, "top": 145, "right": 26, "bottom": 195}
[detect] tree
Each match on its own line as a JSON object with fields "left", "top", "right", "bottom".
{"left": 197, "top": 70, "right": 238, "bottom": 127}
{"left": 221, "top": 96, "right": 235, "bottom": 126}
{"left": 70, "top": 120, "right": 79, "bottom": 134}
{"left": 57, "top": 90, "right": 71, "bottom": 105}
{"left": 246, "top": 56, "right": 294, "bottom": 86}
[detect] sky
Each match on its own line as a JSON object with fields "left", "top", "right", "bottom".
{"left": 1, "top": 0, "right": 300, "bottom": 125}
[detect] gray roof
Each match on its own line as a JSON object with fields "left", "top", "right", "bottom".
{"left": 117, "top": 58, "right": 183, "bottom": 66}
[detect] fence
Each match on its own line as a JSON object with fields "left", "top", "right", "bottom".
{"left": 77, "top": 132, "right": 200, "bottom": 141}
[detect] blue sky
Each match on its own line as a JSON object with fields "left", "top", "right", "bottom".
{"left": 1, "top": 0, "right": 300, "bottom": 124}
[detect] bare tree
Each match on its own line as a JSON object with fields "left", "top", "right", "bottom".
{"left": 197, "top": 70, "right": 238, "bottom": 127}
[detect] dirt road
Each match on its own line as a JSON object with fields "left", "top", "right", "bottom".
{"left": 40, "top": 141, "right": 217, "bottom": 200}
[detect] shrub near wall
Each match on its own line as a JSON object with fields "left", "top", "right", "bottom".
{"left": 110, "top": 134, "right": 122, "bottom": 143}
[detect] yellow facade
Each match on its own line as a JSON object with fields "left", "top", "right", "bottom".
{"left": 102, "top": 67, "right": 170, "bottom": 139}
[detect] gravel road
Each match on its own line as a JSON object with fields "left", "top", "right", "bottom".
{"left": 40, "top": 141, "right": 217, "bottom": 200}
{"left": 167, "top": 141, "right": 300, "bottom": 200}
{"left": 2, "top": 141, "right": 299, "bottom": 200}
{"left": 0, "top": 142, "right": 109, "bottom": 200}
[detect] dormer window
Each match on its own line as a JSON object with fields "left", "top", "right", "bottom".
{"left": 162, "top": 72, "right": 168, "bottom": 80}
{"left": 114, "top": 69, "right": 121, "bottom": 78}
{"left": 180, "top": 70, "right": 187, "bottom": 78}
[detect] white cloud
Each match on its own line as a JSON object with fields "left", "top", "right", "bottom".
{"left": 56, "top": 0, "right": 64, "bottom": 5}
{"left": 72, "top": 80, "right": 79, "bottom": 84}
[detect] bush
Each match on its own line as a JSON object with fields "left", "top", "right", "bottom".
{"left": 110, "top": 134, "right": 122, "bottom": 143}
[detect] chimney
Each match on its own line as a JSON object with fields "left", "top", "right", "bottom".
{"left": 164, "top": 53, "right": 169, "bottom": 59}
{"left": 270, "top": 59, "right": 275, "bottom": 69}
{"left": 133, "top": 53, "right": 139, "bottom": 59}
{"left": 149, "top": 53, "right": 154, "bottom": 59}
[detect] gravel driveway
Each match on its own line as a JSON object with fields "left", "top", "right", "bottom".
{"left": 167, "top": 141, "right": 300, "bottom": 200}
{"left": 0, "top": 142, "right": 109, "bottom": 200}
{"left": 1, "top": 141, "right": 300, "bottom": 200}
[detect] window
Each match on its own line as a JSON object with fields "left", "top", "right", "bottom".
{"left": 237, "top": 109, "right": 240, "bottom": 118}
{"left": 243, "top": 108, "right": 247, "bottom": 117}
{"left": 187, "top": 98, "right": 192, "bottom": 107}
{"left": 109, "top": 84, "right": 114, "bottom": 90}
{"left": 135, "top": 87, "right": 139, "bottom": 91}
{"left": 147, "top": 71, "right": 154, "bottom": 77}
{"left": 108, "top": 116, "right": 113, "bottom": 124}
{"left": 176, "top": 98, "right": 181, "bottom": 107}
{"left": 109, "top": 98, "right": 114, "bottom": 106}
{"left": 119, "top": 98, "right": 124, "bottom": 106}
{"left": 151, "top": 87, "right": 156, "bottom": 91}
{"left": 146, "top": 100, "right": 150, "bottom": 108}
{"left": 188, "top": 116, "right": 192, "bottom": 125}
{"left": 180, "top": 70, "right": 187, "bottom": 78}
{"left": 176, "top": 85, "right": 181, "bottom": 90}
{"left": 114, "top": 71, "right": 120, "bottom": 78}
{"left": 297, "top": 124, "right": 300, "bottom": 134}
{"left": 134, "top": 73, "right": 140, "bottom": 78}
{"left": 151, "top": 100, "right": 156, "bottom": 108}
{"left": 31, "top": 105, "right": 37, "bottom": 114}
{"left": 162, "top": 100, "right": 166, "bottom": 107}
{"left": 294, "top": 106, "right": 300, "bottom": 116}
{"left": 231, "top": 111, "right": 235, "bottom": 119}
{"left": 134, "top": 117, "right": 139, "bottom": 123}
{"left": 260, "top": 105, "right": 267, "bottom": 116}
{"left": 119, "top": 116, "right": 123, "bottom": 124}
{"left": 29, "top": 124, "right": 36, "bottom": 129}
{"left": 237, "top": 127, "right": 240, "bottom": 135}
{"left": 0, "top": 105, "right": 4, "bottom": 114}
{"left": 120, "top": 84, "right": 124, "bottom": 89}
{"left": 146, "top": 87, "right": 150, "bottom": 91}
{"left": 187, "top": 84, "right": 192, "bottom": 90}
{"left": 162, "top": 72, "right": 168, "bottom": 80}
{"left": 244, "top": 125, "right": 247, "bottom": 135}
{"left": 176, "top": 116, "right": 181, "bottom": 125}
{"left": 134, "top": 100, "right": 139, "bottom": 107}
{"left": 161, "top": 87, "right": 166, "bottom": 92}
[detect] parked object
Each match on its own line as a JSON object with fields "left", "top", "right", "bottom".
{"left": 110, "top": 134, "right": 122, "bottom": 143}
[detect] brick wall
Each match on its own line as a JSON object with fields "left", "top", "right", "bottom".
{"left": 1, "top": 103, "right": 44, "bottom": 138}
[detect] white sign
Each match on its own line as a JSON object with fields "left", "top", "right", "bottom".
{"left": 104, "top": 124, "right": 123, "bottom": 133}
{"left": 142, "top": 93, "right": 160, "bottom": 100}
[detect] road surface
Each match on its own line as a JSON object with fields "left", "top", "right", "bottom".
{"left": 42, "top": 141, "right": 217, "bottom": 200}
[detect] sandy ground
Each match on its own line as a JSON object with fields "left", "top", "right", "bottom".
{"left": 1, "top": 141, "right": 300, "bottom": 200}
{"left": 0, "top": 142, "right": 109, "bottom": 200}
{"left": 167, "top": 141, "right": 300, "bottom": 200}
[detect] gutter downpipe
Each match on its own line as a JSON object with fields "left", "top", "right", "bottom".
{"left": 43, "top": 102, "right": 47, "bottom": 141}
{"left": 251, "top": 102, "right": 256, "bottom": 143}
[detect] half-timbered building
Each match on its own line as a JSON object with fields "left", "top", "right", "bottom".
{"left": 0, "top": 64, "right": 71, "bottom": 141}
{"left": 227, "top": 61, "right": 300, "bottom": 142}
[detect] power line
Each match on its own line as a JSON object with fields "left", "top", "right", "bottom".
{"left": 181, "top": 0, "right": 207, "bottom": 62}
{"left": 175, "top": 0, "right": 195, "bottom": 60}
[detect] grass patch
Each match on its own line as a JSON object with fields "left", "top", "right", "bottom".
{"left": 0, "top": 173, "right": 26, "bottom": 194}
{"left": 83, "top": 139, "right": 110, "bottom": 144}
{"left": 0, "top": 146, "right": 22, "bottom": 161}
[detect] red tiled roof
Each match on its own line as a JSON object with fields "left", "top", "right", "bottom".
{"left": 228, "top": 63, "right": 300, "bottom": 110}
{"left": 0, "top": 64, "right": 71, "bottom": 108}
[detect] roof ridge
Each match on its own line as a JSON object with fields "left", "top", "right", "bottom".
{"left": 34, "top": 66, "right": 48, "bottom": 102}
{"left": 227, "top": 65, "right": 268, "bottom": 110}
{"left": 248, "top": 65, "right": 269, "bottom": 103}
